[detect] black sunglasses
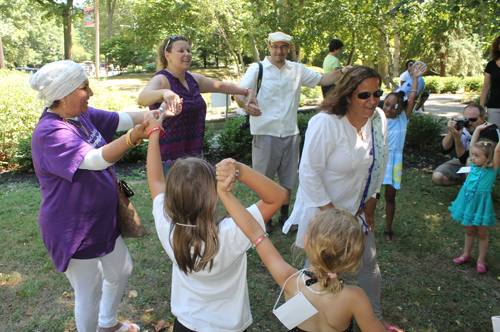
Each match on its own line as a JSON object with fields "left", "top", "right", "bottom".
{"left": 355, "top": 90, "right": 384, "bottom": 100}
{"left": 468, "top": 117, "right": 479, "bottom": 122}
{"left": 165, "top": 36, "right": 184, "bottom": 52}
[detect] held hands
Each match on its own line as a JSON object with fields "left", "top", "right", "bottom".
{"left": 216, "top": 158, "right": 237, "bottom": 192}
{"left": 145, "top": 111, "right": 166, "bottom": 133}
{"left": 245, "top": 88, "right": 262, "bottom": 116}
{"left": 362, "top": 197, "right": 377, "bottom": 232}
{"left": 161, "top": 90, "right": 183, "bottom": 116}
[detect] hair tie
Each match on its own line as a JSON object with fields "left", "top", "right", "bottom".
{"left": 394, "top": 103, "right": 398, "bottom": 110}
{"left": 327, "top": 273, "right": 337, "bottom": 279}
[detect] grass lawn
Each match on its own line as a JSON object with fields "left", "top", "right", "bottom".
{"left": 1, "top": 165, "right": 500, "bottom": 331}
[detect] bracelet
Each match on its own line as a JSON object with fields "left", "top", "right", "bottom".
{"left": 235, "top": 169, "right": 239, "bottom": 177}
{"left": 244, "top": 88, "right": 249, "bottom": 97}
{"left": 126, "top": 128, "right": 142, "bottom": 148}
{"left": 252, "top": 233, "right": 269, "bottom": 249}
{"left": 410, "top": 89, "right": 418, "bottom": 92}
{"left": 147, "top": 126, "right": 164, "bottom": 138}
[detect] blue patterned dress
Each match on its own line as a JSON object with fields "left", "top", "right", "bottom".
{"left": 150, "top": 70, "right": 207, "bottom": 166}
{"left": 449, "top": 164, "right": 499, "bottom": 226}
{"left": 382, "top": 112, "right": 409, "bottom": 190}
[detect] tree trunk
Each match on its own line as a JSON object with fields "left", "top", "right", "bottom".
{"left": 62, "top": 0, "right": 73, "bottom": 60}
{"left": 251, "top": 38, "right": 259, "bottom": 62}
{"left": 440, "top": 52, "right": 446, "bottom": 76}
{"left": 290, "top": 45, "right": 301, "bottom": 63}
{"left": 348, "top": 47, "right": 356, "bottom": 66}
{"left": 377, "top": 33, "right": 388, "bottom": 81}
{"left": 393, "top": 26, "right": 400, "bottom": 77}
{"left": 107, "top": 0, "right": 117, "bottom": 39}
{"left": 0, "top": 28, "right": 5, "bottom": 69}
{"left": 377, "top": 24, "right": 394, "bottom": 78}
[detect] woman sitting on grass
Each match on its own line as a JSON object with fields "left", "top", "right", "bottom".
{"left": 215, "top": 159, "right": 386, "bottom": 332}
{"left": 144, "top": 112, "right": 286, "bottom": 332}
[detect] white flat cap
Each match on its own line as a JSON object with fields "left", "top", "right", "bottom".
{"left": 268, "top": 32, "right": 292, "bottom": 44}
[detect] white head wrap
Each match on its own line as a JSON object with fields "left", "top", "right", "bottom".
{"left": 29, "top": 60, "right": 89, "bottom": 107}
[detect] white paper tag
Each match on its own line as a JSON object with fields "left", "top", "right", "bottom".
{"left": 273, "top": 291, "right": 318, "bottom": 330}
{"left": 457, "top": 167, "right": 471, "bottom": 174}
{"left": 492, "top": 316, "right": 500, "bottom": 332}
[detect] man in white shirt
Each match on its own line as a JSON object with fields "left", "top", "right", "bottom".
{"left": 235, "top": 32, "right": 346, "bottom": 230}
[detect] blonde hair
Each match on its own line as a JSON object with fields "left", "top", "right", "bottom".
{"left": 156, "top": 36, "right": 189, "bottom": 71}
{"left": 473, "top": 139, "right": 496, "bottom": 168}
{"left": 164, "top": 158, "right": 219, "bottom": 273}
{"left": 305, "top": 209, "right": 365, "bottom": 297}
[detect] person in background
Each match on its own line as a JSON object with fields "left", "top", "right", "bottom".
{"left": 138, "top": 36, "right": 258, "bottom": 175}
{"left": 322, "top": 38, "right": 352, "bottom": 97}
{"left": 480, "top": 35, "right": 500, "bottom": 126}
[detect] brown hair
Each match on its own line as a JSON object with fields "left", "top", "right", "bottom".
{"left": 164, "top": 158, "right": 219, "bottom": 274}
{"left": 157, "top": 36, "right": 190, "bottom": 70}
{"left": 319, "top": 66, "right": 381, "bottom": 117}
{"left": 492, "top": 35, "right": 500, "bottom": 61}
{"left": 305, "top": 209, "right": 365, "bottom": 297}
{"left": 473, "top": 139, "right": 496, "bottom": 168}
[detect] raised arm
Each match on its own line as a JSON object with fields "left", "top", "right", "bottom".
{"left": 216, "top": 160, "right": 295, "bottom": 287}
{"left": 385, "top": 75, "right": 399, "bottom": 90}
{"left": 192, "top": 73, "right": 259, "bottom": 107}
{"left": 145, "top": 113, "right": 168, "bottom": 201}
{"left": 138, "top": 74, "right": 182, "bottom": 115}
{"left": 404, "top": 63, "right": 426, "bottom": 119}
{"left": 317, "top": 67, "right": 345, "bottom": 86}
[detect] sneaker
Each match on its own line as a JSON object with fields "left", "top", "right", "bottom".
{"left": 414, "top": 109, "right": 424, "bottom": 114}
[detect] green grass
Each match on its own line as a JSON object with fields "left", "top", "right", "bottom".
{"left": 1, "top": 167, "right": 500, "bottom": 331}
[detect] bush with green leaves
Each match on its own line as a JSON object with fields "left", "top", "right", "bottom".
{"left": 441, "top": 77, "right": 463, "bottom": 93}
{"left": 405, "top": 114, "right": 447, "bottom": 150}
{"left": 297, "top": 111, "right": 317, "bottom": 152}
{"left": 300, "top": 86, "right": 322, "bottom": 106}
{"left": 217, "top": 116, "right": 253, "bottom": 160}
{"left": 463, "top": 76, "right": 483, "bottom": 92}
{"left": 424, "top": 76, "right": 444, "bottom": 94}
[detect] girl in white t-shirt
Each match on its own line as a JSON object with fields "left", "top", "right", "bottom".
{"left": 145, "top": 113, "right": 286, "bottom": 332}
{"left": 215, "top": 159, "right": 385, "bottom": 332}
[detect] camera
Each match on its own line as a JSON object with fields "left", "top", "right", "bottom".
{"left": 239, "top": 114, "right": 251, "bottom": 130}
{"left": 453, "top": 118, "right": 470, "bottom": 131}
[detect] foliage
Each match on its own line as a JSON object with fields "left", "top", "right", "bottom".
{"left": 299, "top": 86, "right": 322, "bottom": 106}
{"left": 216, "top": 115, "right": 253, "bottom": 160}
{"left": 297, "top": 111, "right": 317, "bottom": 153}
{"left": 202, "top": 124, "right": 217, "bottom": 158}
{"left": 441, "top": 77, "right": 463, "bottom": 94}
{"left": 101, "top": 36, "right": 155, "bottom": 70}
{"left": 463, "top": 76, "right": 483, "bottom": 92}
{"left": 424, "top": 76, "right": 445, "bottom": 94}
{"left": 405, "top": 114, "right": 447, "bottom": 150}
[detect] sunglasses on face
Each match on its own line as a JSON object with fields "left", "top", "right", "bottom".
{"left": 165, "top": 36, "right": 184, "bottom": 53}
{"left": 355, "top": 90, "right": 384, "bottom": 100}
{"left": 468, "top": 117, "right": 479, "bottom": 122}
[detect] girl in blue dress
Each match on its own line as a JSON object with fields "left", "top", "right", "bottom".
{"left": 450, "top": 123, "right": 500, "bottom": 273}
{"left": 381, "top": 62, "right": 426, "bottom": 242}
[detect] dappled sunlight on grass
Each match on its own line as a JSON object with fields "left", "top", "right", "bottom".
{"left": 0, "top": 271, "right": 24, "bottom": 288}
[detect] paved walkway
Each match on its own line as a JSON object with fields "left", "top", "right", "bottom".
{"left": 421, "top": 94, "right": 467, "bottom": 119}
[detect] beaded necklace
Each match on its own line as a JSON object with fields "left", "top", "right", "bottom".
{"left": 463, "top": 164, "right": 484, "bottom": 203}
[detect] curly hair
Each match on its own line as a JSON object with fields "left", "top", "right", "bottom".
{"left": 157, "top": 36, "right": 190, "bottom": 70}
{"left": 319, "top": 66, "right": 382, "bottom": 117}
{"left": 491, "top": 36, "right": 500, "bottom": 61}
{"left": 304, "top": 209, "right": 365, "bottom": 297}
{"left": 164, "top": 158, "right": 220, "bottom": 274}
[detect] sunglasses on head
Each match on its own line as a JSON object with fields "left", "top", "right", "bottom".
{"left": 165, "top": 36, "right": 184, "bottom": 53}
{"left": 355, "top": 90, "right": 384, "bottom": 100}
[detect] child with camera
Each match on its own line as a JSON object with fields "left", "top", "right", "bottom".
{"left": 432, "top": 104, "right": 500, "bottom": 187}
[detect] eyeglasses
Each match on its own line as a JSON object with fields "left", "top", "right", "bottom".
{"left": 468, "top": 117, "right": 479, "bottom": 122}
{"left": 270, "top": 45, "right": 290, "bottom": 51}
{"left": 165, "top": 36, "right": 183, "bottom": 53}
{"left": 355, "top": 90, "right": 384, "bottom": 99}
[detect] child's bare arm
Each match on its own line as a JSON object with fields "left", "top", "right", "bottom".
{"left": 470, "top": 123, "right": 490, "bottom": 148}
{"left": 349, "top": 287, "right": 386, "bottom": 332}
{"left": 404, "top": 63, "right": 426, "bottom": 119}
{"left": 146, "top": 113, "right": 167, "bottom": 201}
{"left": 494, "top": 140, "right": 500, "bottom": 171}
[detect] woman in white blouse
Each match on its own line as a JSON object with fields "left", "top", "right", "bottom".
{"left": 284, "top": 66, "right": 403, "bottom": 331}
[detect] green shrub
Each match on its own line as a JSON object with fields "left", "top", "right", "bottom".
{"left": 202, "top": 124, "right": 217, "bottom": 158}
{"left": 463, "top": 76, "right": 483, "bottom": 92}
{"left": 441, "top": 77, "right": 462, "bottom": 93}
{"left": 424, "top": 76, "right": 443, "bottom": 94}
{"left": 297, "top": 111, "right": 317, "bottom": 152}
{"left": 217, "top": 116, "right": 253, "bottom": 160}
{"left": 406, "top": 114, "right": 447, "bottom": 150}
{"left": 300, "top": 86, "right": 322, "bottom": 106}
{"left": 145, "top": 63, "right": 156, "bottom": 73}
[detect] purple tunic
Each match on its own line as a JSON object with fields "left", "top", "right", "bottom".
{"left": 31, "top": 107, "right": 120, "bottom": 272}
{"left": 150, "top": 70, "right": 207, "bottom": 166}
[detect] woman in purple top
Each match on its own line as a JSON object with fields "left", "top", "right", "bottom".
{"left": 138, "top": 36, "right": 258, "bottom": 174}
{"left": 29, "top": 60, "right": 163, "bottom": 332}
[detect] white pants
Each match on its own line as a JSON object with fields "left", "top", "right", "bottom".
{"left": 64, "top": 236, "right": 133, "bottom": 332}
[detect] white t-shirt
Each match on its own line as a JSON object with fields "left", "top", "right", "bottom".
{"left": 239, "top": 57, "right": 322, "bottom": 137}
{"left": 152, "top": 194, "right": 265, "bottom": 332}
{"left": 399, "top": 70, "right": 410, "bottom": 85}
